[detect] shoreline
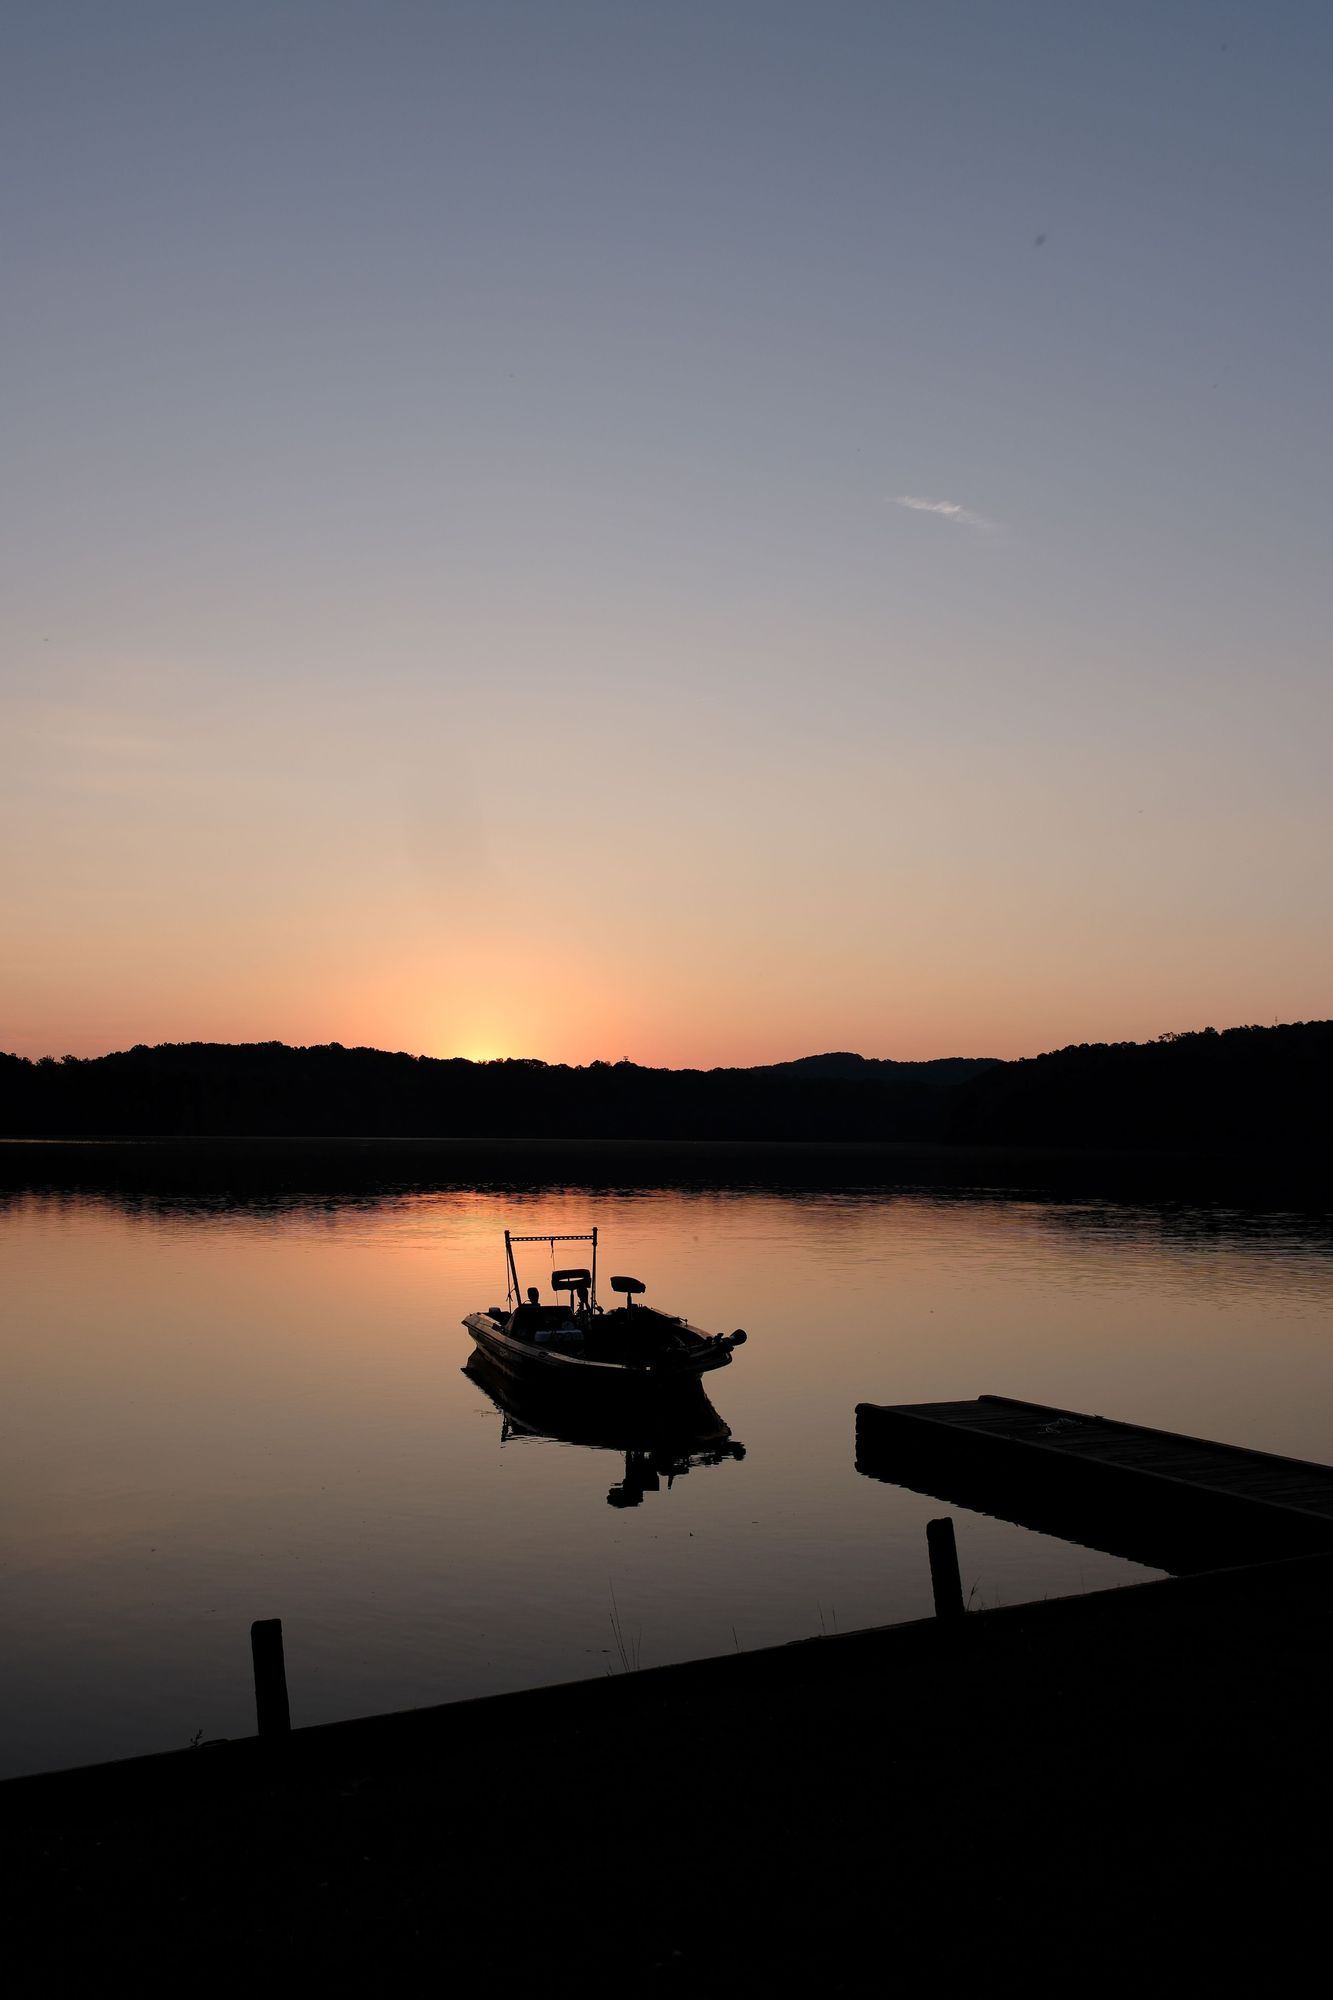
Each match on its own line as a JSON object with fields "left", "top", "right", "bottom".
{"left": 5, "top": 1550, "right": 1330, "bottom": 1985}
{"left": 3, "top": 1132, "right": 1329, "bottom": 1204}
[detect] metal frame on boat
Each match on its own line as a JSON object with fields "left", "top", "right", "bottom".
{"left": 504, "top": 1228, "right": 601, "bottom": 1313}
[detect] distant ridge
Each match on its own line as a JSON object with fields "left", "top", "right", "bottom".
{"left": 1, "top": 1023, "right": 1329, "bottom": 1152}
{"left": 755, "top": 1051, "right": 996, "bottom": 1085}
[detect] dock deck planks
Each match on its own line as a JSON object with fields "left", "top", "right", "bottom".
{"left": 855, "top": 1394, "right": 1333, "bottom": 1572}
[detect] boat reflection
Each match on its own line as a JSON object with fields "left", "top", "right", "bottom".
{"left": 464, "top": 1350, "right": 746, "bottom": 1508}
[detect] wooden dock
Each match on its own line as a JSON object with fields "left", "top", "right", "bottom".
{"left": 6, "top": 1550, "right": 1333, "bottom": 1990}
{"left": 856, "top": 1394, "right": 1333, "bottom": 1573}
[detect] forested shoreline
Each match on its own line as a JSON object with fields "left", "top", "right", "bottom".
{"left": 2, "top": 1021, "right": 1328, "bottom": 1152}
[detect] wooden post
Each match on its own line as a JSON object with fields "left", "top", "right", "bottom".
{"left": 251, "top": 1618, "right": 291, "bottom": 1737}
{"left": 927, "top": 1517, "right": 965, "bottom": 1620}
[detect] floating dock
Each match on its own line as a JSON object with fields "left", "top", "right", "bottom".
{"left": 856, "top": 1394, "right": 1333, "bottom": 1573}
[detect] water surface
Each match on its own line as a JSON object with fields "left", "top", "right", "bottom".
{"left": 4, "top": 1181, "right": 1332, "bottom": 1777}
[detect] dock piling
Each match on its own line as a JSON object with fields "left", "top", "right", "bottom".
{"left": 250, "top": 1618, "right": 291, "bottom": 1738}
{"left": 926, "top": 1517, "right": 965, "bottom": 1620}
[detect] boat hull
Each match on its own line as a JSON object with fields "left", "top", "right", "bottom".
{"left": 463, "top": 1310, "right": 735, "bottom": 1387}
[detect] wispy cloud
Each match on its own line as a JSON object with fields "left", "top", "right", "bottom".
{"left": 892, "top": 495, "right": 994, "bottom": 530}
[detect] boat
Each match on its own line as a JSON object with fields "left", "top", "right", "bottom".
{"left": 462, "top": 1228, "right": 748, "bottom": 1388}
{"left": 463, "top": 1348, "right": 746, "bottom": 1508}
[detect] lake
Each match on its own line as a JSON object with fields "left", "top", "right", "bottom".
{"left": 4, "top": 1171, "right": 1333, "bottom": 1778}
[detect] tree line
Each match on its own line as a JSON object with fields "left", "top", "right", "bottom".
{"left": 1, "top": 1022, "right": 1328, "bottom": 1152}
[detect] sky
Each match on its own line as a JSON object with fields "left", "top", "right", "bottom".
{"left": 3, "top": 0, "right": 1331, "bottom": 1066}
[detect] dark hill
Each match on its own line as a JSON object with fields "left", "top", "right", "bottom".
{"left": 756, "top": 1051, "right": 996, "bottom": 1085}
{"left": 950, "top": 1020, "right": 1333, "bottom": 1151}
{"left": 1, "top": 1022, "right": 1329, "bottom": 1154}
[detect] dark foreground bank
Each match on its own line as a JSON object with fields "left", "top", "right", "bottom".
{"left": 5, "top": 1552, "right": 1330, "bottom": 1994}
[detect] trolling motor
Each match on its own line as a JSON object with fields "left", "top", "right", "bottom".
{"left": 610, "top": 1273, "right": 745, "bottom": 1344}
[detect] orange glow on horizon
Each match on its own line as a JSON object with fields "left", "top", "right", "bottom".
{"left": 4, "top": 644, "right": 1330, "bottom": 1071}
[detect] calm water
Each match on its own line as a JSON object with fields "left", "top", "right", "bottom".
{"left": 4, "top": 1181, "right": 1333, "bottom": 1778}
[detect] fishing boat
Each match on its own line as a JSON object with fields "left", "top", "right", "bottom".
{"left": 462, "top": 1228, "right": 748, "bottom": 1388}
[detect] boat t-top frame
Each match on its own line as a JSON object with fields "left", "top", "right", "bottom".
{"left": 504, "top": 1228, "right": 598, "bottom": 1312}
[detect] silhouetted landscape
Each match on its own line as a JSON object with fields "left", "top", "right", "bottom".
{"left": 3, "top": 1021, "right": 1329, "bottom": 1155}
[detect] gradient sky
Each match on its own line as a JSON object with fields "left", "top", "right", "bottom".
{"left": 3, "top": 1, "right": 1331, "bottom": 1065}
